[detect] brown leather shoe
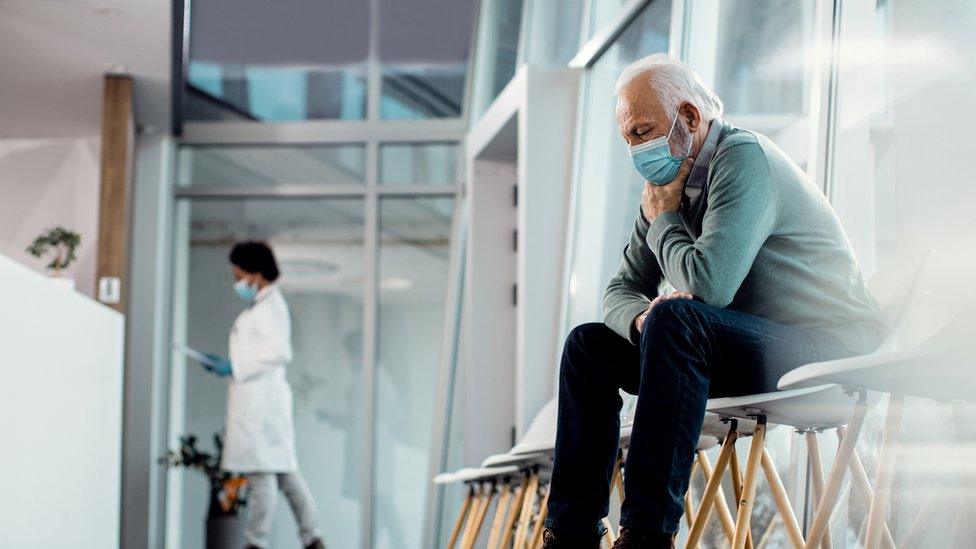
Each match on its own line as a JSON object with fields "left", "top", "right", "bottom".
{"left": 611, "top": 528, "right": 675, "bottom": 549}
{"left": 542, "top": 528, "right": 601, "bottom": 549}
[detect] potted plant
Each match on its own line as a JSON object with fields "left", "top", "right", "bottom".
{"left": 161, "top": 434, "right": 249, "bottom": 549}
{"left": 26, "top": 226, "right": 81, "bottom": 289}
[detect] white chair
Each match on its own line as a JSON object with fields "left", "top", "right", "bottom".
{"left": 778, "top": 251, "right": 976, "bottom": 548}
{"left": 437, "top": 465, "right": 522, "bottom": 549}
{"left": 688, "top": 253, "right": 934, "bottom": 549}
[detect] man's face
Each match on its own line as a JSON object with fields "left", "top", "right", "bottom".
{"left": 616, "top": 79, "right": 692, "bottom": 158}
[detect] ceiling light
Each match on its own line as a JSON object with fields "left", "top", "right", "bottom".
{"left": 380, "top": 277, "right": 413, "bottom": 291}
{"left": 94, "top": 6, "right": 121, "bottom": 18}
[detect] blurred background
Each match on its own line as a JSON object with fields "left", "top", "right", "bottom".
{"left": 1, "top": 0, "right": 974, "bottom": 547}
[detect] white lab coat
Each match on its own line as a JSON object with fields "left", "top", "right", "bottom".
{"left": 221, "top": 284, "right": 298, "bottom": 473}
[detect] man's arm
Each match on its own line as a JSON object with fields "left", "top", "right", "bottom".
{"left": 603, "top": 210, "right": 665, "bottom": 344}
{"left": 646, "top": 140, "right": 778, "bottom": 307}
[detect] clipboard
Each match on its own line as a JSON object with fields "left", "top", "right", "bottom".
{"left": 171, "top": 342, "right": 219, "bottom": 367}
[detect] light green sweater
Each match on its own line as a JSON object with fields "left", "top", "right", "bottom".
{"left": 603, "top": 122, "right": 884, "bottom": 353}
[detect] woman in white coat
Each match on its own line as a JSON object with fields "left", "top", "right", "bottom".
{"left": 204, "top": 241, "right": 326, "bottom": 549}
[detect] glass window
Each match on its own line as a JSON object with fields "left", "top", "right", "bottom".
{"left": 829, "top": 0, "right": 976, "bottom": 272}
{"left": 185, "top": 0, "right": 369, "bottom": 121}
{"left": 827, "top": 4, "right": 976, "bottom": 543}
{"left": 564, "top": 0, "right": 673, "bottom": 330}
{"left": 373, "top": 197, "right": 455, "bottom": 549}
{"left": 177, "top": 144, "right": 367, "bottom": 188}
{"left": 167, "top": 197, "right": 366, "bottom": 549}
{"left": 686, "top": 0, "right": 819, "bottom": 168}
{"left": 469, "top": 0, "right": 526, "bottom": 121}
{"left": 523, "top": 0, "right": 586, "bottom": 66}
{"left": 379, "top": 143, "right": 459, "bottom": 185}
{"left": 378, "top": 0, "right": 477, "bottom": 119}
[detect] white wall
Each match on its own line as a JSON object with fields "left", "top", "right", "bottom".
{"left": 0, "top": 138, "right": 101, "bottom": 298}
{"left": 0, "top": 252, "right": 124, "bottom": 547}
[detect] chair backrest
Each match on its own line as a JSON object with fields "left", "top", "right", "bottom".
{"left": 877, "top": 249, "right": 976, "bottom": 352}
{"left": 868, "top": 249, "right": 932, "bottom": 352}
{"left": 516, "top": 397, "right": 558, "bottom": 447}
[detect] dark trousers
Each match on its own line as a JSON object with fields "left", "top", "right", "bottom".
{"left": 544, "top": 299, "right": 854, "bottom": 537}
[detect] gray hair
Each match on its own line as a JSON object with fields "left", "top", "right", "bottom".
{"left": 615, "top": 54, "right": 724, "bottom": 120}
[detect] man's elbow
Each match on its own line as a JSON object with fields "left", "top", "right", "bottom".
{"left": 691, "top": 283, "right": 735, "bottom": 308}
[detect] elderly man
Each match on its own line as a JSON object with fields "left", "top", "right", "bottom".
{"left": 542, "top": 55, "right": 883, "bottom": 548}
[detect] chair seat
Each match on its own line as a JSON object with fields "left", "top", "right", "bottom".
{"left": 434, "top": 472, "right": 457, "bottom": 485}
{"left": 481, "top": 451, "right": 551, "bottom": 468}
{"left": 620, "top": 418, "right": 722, "bottom": 451}
{"left": 777, "top": 342, "right": 976, "bottom": 401}
{"left": 706, "top": 384, "right": 877, "bottom": 431}
{"left": 452, "top": 466, "right": 522, "bottom": 483}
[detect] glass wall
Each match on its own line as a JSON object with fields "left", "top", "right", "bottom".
{"left": 168, "top": 138, "right": 460, "bottom": 549}
{"left": 379, "top": 143, "right": 459, "bottom": 185}
{"left": 685, "top": 0, "right": 821, "bottom": 169}
{"left": 183, "top": 0, "right": 477, "bottom": 122}
{"left": 167, "top": 197, "right": 367, "bottom": 549}
{"left": 373, "top": 197, "right": 455, "bottom": 548}
{"left": 469, "top": 0, "right": 526, "bottom": 120}
{"left": 564, "top": 0, "right": 674, "bottom": 330}
{"left": 824, "top": 2, "right": 976, "bottom": 545}
{"left": 177, "top": 144, "right": 367, "bottom": 187}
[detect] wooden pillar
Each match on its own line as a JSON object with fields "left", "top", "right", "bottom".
{"left": 96, "top": 74, "right": 134, "bottom": 312}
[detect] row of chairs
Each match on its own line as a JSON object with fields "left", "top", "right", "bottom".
{"left": 436, "top": 250, "right": 976, "bottom": 548}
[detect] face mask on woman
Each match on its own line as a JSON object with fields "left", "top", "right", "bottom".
{"left": 233, "top": 276, "right": 259, "bottom": 302}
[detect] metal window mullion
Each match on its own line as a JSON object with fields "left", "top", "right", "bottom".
{"left": 569, "top": 0, "right": 653, "bottom": 68}
{"left": 360, "top": 137, "right": 380, "bottom": 549}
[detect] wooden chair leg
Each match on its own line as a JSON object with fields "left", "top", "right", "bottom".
{"left": 685, "top": 423, "right": 738, "bottom": 548}
{"left": 460, "top": 484, "right": 487, "bottom": 549}
{"left": 448, "top": 485, "right": 476, "bottom": 549}
{"left": 697, "top": 449, "right": 736, "bottom": 544}
{"left": 614, "top": 453, "right": 626, "bottom": 501}
{"left": 732, "top": 416, "right": 767, "bottom": 549}
{"left": 755, "top": 515, "right": 781, "bottom": 549}
{"left": 463, "top": 482, "right": 496, "bottom": 549}
{"left": 865, "top": 393, "right": 905, "bottom": 549}
{"left": 836, "top": 427, "right": 896, "bottom": 549}
{"left": 529, "top": 485, "right": 551, "bottom": 549}
{"left": 901, "top": 490, "right": 940, "bottom": 547}
{"left": 761, "top": 447, "right": 805, "bottom": 549}
{"left": 486, "top": 482, "right": 514, "bottom": 549}
{"left": 684, "top": 460, "right": 699, "bottom": 529}
{"left": 730, "top": 446, "right": 754, "bottom": 549}
{"left": 514, "top": 472, "right": 541, "bottom": 549}
{"left": 602, "top": 517, "right": 616, "bottom": 547}
{"left": 498, "top": 477, "right": 528, "bottom": 549}
{"left": 805, "top": 391, "right": 869, "bottom": 549}
{"left": 805, "top": 432, "right": 831, "bottom": 549}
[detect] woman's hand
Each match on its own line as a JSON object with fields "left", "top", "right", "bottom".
{"left": 203, "top": 354, "right": 233, "bottom": 377}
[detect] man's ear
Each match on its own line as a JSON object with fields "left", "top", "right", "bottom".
{"left": 680, "top": 102, "right": 702, "bottom": 132}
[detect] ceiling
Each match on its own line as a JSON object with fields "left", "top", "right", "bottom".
{"left": 0, "top": 0, "right": 171, "bottom": 138}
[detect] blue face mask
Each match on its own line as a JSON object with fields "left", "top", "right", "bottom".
{"left": 233, "top": 277, "right": 259, "bottom": 302}
{"left": 628, "top": 110, "right": 689, "bottom": 185}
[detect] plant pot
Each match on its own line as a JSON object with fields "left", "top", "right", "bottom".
{"left": 206, "top": 514, "right": 245, "bottom": 549}
{"left": 50, "top": 276, "right": 75, "bottom": 290}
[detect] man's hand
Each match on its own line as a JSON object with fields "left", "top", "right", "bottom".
{"left": 641, "top": 158, "right": 695, "bottom": 221}
{"left": 635, "top": 291, "right": 695, "bottom": 333}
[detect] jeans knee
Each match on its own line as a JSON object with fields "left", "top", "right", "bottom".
{"left": 561, "top": 322, "right": 612, "bottom": 377}
{"left": 643, "top": 298, "right": 702, "bottom": 332}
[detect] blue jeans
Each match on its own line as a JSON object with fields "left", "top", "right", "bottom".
{"left": 544, "top": 299, "right": 855, "bottom": 538}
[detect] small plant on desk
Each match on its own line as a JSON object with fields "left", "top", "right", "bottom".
{"left": 26, "top": 226, "right": 81, "bottom": 277}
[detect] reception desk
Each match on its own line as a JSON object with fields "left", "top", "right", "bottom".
{"left": 0, "top": 254, "right": 124, "bottom": 547}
